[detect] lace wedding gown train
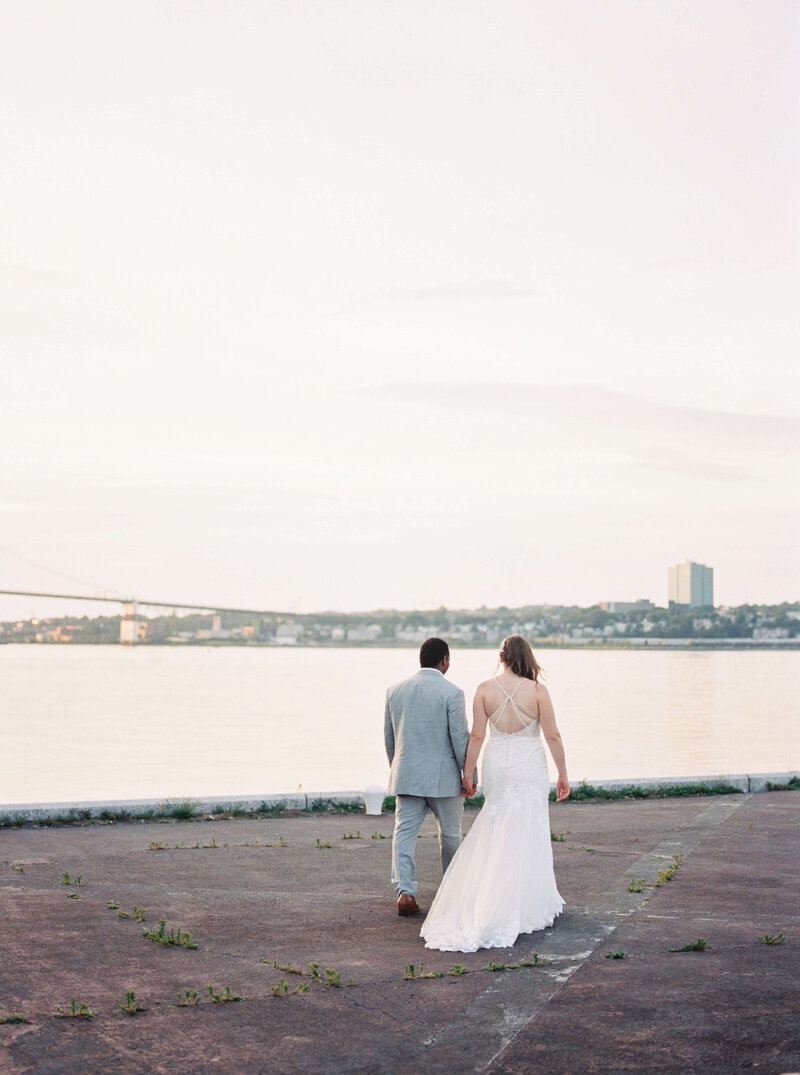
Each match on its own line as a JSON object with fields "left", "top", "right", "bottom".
{"left": 420, "top": 679, "right": 564, "bottom": 953}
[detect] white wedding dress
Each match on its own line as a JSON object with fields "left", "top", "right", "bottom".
{"left": 420, "top": 677, "right": 564, "bottom": 952}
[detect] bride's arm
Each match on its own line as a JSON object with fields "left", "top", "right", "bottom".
{"left": 537, "top": 684, "right": 570, "bottom": 801}
{"left": 462, "top": 686, "right": 488, "bottom": 795}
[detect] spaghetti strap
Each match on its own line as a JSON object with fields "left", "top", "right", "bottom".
{"left": 489, "top": 677, "right": 534, "bottom": 728}
{"left": 492, "top": 676, "right": 522, "bottom": 701}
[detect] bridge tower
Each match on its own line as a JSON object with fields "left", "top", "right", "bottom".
{"left": 120, "top": 600, "right": 138, "bottom": 644}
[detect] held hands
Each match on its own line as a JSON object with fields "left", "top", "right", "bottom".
{"left": 461, "top": 774, "right": 477, "bottom": 798}
{"left": 555, "top": 777, "right": 570, "bottom": 802}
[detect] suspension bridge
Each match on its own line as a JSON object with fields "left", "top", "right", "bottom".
{"left": 0, "top": 590, "right": 275, "bottom": 644}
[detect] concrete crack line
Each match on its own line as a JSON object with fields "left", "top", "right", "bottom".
{"left": 404, "top": 796, "right": 748, "bottom": 1075}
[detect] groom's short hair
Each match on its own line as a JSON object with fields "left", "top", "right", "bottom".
{"left": 419, "top": 637, "right": 449, "bottom": 668}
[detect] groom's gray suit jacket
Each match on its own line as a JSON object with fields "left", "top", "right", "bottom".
{"left": 384, "top": 668, "right": 469, "bottom": 797}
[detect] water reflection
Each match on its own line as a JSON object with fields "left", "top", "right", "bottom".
{"left": 1, "top": 646, "right": 797, "bottom": 802}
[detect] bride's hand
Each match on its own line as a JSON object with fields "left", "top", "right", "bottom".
{"left": 555, "top": 777, "right": 570, "bottom": 802}
{"left": 461, "top": 775, "right": 475, "bottom": 797}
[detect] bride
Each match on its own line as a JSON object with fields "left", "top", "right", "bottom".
{"left": 420, "top": 635, "right": 570, "bottom": 952}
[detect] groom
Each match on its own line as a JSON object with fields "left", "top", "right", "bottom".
{"left": 384, "top": 637, "right": 471, "bottom": 916}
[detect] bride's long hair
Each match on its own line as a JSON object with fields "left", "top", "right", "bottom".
{"left": 499, "top": 635, "right": 542, "bottom": 682}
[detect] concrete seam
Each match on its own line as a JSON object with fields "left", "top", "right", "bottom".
{"left": 477, "top": 796, "right": 749, "bottom": 1074}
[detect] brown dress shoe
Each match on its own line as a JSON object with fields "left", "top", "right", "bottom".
{"left": 397, "top": 893, "right": 421, "bottom": 916}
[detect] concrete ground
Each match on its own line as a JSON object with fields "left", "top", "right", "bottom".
{"left": 1, "top": 791, "right": 798, "bottom": 1075}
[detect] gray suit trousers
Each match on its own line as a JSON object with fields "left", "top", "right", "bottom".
{"left": 391, "top": 794, "right": 464, "bottom": 898}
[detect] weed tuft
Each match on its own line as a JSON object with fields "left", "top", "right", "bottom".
{"left": 305, "top": 797, "right": 365, "bottom": 815}
{"left": 758, "top": 932, "right": 785, "bottom": 945}
{"left": 158, "top": 798, "right": 200, "bottom": 820}
{"left": 448, "top": 964, "right": 468, "bottom": 975}
{"left": 606, "top": 950, "right": 626, "bottom": 959}
{"left": 270, "top": 978, "right": 309, "bottom": 996}
{"left": 765, "top": 775, "right": 799, "bottom": 792}
{"left": 315, "top": 838, "right": 333, "bottom": 849}
{"left": 176, "top": 989, "right": 201, "bottom": 1006}
{"left": 56, "top": 999, "right": 95, "bottom": 1019}
{"left": 669, "top": 938, "right": 708, "bottom": 952}
{"left": 554, "top": 780, "right": 743, "bottom": 803}
{"left": 483, "top": 956, "right": 545, "bottom": 972}
{"left": 207, "top": 984, "right": 243, "bottom": 1003}
{"left": 265, "top": 961, "right": 304, "bottom": 975}
{"left": 655, "top": 853, "right": 684, "bottom": 885}
{"left": 115, "top": 990, "right": 146, "bottom": 1016}
{"left": 142, "top": 919, "right": 197, "bottom": 949}
{"left": 0, "top": 813, "right": 29, "bottom": 829}
{"left": 402, "top": 963, "right": 441, "bottom": 979}
{"left": 0, "top": 1015, "right": 30, "bottom": 1025}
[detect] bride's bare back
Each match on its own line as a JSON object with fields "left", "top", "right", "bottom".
{"left": 482, "top": 673, "right": 541, "bottom": 734}
{"left": 468, "top": 670, "right": 568, "bottom": 802}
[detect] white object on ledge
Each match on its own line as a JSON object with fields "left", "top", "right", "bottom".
{"left": 363, "top": 785, "right": 387, "bottom": 815}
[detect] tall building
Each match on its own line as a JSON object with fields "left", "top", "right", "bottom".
{"left": 668, "top": 561, "right": 714, "bottom": 608}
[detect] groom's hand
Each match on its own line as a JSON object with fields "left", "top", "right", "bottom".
{"left": 461, "top": 774, "right": 476, "bottom": 797}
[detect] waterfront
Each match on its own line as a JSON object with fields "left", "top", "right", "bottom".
{"left": 2, "top": 646, "right": 798, "bottom": 804}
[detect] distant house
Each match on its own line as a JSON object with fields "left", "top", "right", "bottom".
{"left": 598, "top": 600, "right": 654, "bottom": 613}
{"left": 346, "top": 624, "right": 383, "bottom": 642}
{"left": 275, "top": 623, "right": 304, "bottom": 645}
{"left": 753, "top": 627, "right": 790, "bottom": 640}
{"left": 35, "top": 624, "right": 83, "bottom": 643}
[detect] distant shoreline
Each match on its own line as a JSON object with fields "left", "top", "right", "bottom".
{"left": 2, "top": 639, "right": 799, "bottom": 651}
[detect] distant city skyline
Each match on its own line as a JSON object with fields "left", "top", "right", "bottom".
{"left": 1, "top": 562, "right": 797, "bottom": 625}
{"left": 4, "top": 593, "right": 797, "bottom": 649}
{"left": 1, "top": 3, "right": 798, "bottom": 621}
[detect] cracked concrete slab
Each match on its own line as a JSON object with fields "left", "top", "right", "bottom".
{"left": 1, "top": 791, "right": 798, "bottom": 1074}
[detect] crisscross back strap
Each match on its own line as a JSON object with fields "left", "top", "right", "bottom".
{"left": 488, "top": 676, "right": 533, "bottom": 728}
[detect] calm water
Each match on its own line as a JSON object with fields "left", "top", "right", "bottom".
{"left": 2, "top": 646, "right": 798, "bottom": 804}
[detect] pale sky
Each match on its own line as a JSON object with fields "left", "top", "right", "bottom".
{"left": 2, "top": 1, "right": 799, "bottom": 620}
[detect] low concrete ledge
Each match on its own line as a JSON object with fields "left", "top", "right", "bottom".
{"left": 0, "top": 790, "right": 364, "bottom": 824}
{"left": 0, "top": 774, "right": 796, "bottom": 823}
{"left": 579, "top": 773, "right": 749, "bottom": 793}
{"left": 561, "top": 772, "right": 797, "bottom": 795}
{"left": 746, "top": 771, "right": 798, "bottom": 792}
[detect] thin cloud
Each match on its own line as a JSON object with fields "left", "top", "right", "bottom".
{"left": 0, "top": 261, "right": 75, "bottom": 286}
{"left": 347, "top": 280, "right": 544, "bottom": 307}
{"left": 623, "top": 448, "right": 756, "bottom": 483}
{"left": 358, "top": 381, "right": 800, "bottom": 454}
